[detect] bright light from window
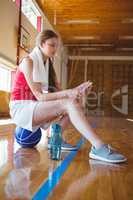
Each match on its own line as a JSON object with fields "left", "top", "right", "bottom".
{"left": 22, "top": 0, "right": 41, "bottom": 29}
{"left": 0, "top": 65, "right": 11, "bottom": 92}
{"left": 0, "top": 140, "right": 8, "bottom": 171}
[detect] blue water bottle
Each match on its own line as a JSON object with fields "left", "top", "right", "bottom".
{"left": 50, "top": 123, "right": 62, "bottom": 160}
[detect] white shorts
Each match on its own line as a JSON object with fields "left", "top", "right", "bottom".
{"left": 9, "top": 100, "right": 51, "bottom": 132}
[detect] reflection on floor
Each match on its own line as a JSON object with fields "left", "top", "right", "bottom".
{"left": 0, "top": 117, "right": 133, "bottom": 200}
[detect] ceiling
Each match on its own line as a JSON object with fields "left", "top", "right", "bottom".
{"left": 36, "top": 0, "right": 133, "bottom": 52}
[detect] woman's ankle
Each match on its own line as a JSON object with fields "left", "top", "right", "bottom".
{"left": 93, "top": 141, "right": 104, "bottom": 149}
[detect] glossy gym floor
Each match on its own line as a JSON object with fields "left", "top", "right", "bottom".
{"left": 0, "top": 117, "right": 133, "bottom": 200}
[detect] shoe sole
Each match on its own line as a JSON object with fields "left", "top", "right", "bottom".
{"left": 48, "top": 146, "right": 78, "bottom": 151}
{"left": 89, "top": 153, "right": 127, "bottom": 163}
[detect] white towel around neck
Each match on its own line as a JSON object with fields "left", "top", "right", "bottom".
{"left": 29, "top": 46, "right": 49, "bottom": 89}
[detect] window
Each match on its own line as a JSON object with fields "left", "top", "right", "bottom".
{"left": 22, "top": 0, "right": 42, "bottom": 30}
{"left": 0, "top": 140, "right": 8, "bottom": 171}
{"left": 0, "top": 64, "right": 11, "bottom": 92}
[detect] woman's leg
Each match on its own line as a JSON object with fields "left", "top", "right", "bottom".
{"left": 41, "top": 115, "right": 69, "bottom": 138}
{"left": 57, "top": 114, "right": 71, "bottom": 132}
{"left": 47, "top": 98, "right": 85, "bottom": 135}
{"left": 33, "top": 98, "right": 103, "bottom": 148}
{"left": 58, "top": 95, "right": 87, "bottom": 133}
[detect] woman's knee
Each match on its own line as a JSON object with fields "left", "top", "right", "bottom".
{"left": 63, "top": 98, "right": 81, "bottom": 113}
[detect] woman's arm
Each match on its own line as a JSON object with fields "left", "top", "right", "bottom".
{"left": 20, "top": 57, "right": 73, "bottom": 101}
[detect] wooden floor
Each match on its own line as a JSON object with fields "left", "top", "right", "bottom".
{"left": 0, "top": 117, "right": 133, "bottom": 200}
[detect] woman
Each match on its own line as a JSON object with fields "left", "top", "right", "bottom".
{"left": 10, "top": 29, "right": 126, "bottom": 163}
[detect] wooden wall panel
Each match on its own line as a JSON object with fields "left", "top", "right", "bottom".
{"left": 87, "top": 61, "right": 104, "bottom": 112}
{"left": 129, "top": 65, "right": 133, "bottom": 117}
{"left": 112, "top": 62, "right": 133, "bottom": 118}
{"left": 67, "top": 59, "right": 133, "bottom": 118}
{"left": 67, "top": 60, "right": 85, "bottom": 88}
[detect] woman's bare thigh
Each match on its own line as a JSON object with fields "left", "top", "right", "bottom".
{"left": 32, "top": 99, "right": 68, "bottom": 126}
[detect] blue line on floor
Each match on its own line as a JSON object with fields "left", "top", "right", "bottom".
{"left": 32, "top": 137, "right": 85, "bottom": 200}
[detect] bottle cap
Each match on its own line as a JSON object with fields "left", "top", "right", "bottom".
{"left": 51, "top": 123, "right": 61, "bottom": 133}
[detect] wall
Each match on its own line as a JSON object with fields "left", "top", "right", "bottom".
{"left": 67, "top": 57, "right": 133, "bottom": 118}
{"left": 0, "top": 0, "right": 18, "bottom": 68}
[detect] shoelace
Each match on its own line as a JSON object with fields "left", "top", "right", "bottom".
{"left": 107, "top": 145, "right": 116, "bottom": 154}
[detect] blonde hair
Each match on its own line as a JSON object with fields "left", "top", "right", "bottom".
{"left": 35, "top": 29, "right": 58, "bottom": 47}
